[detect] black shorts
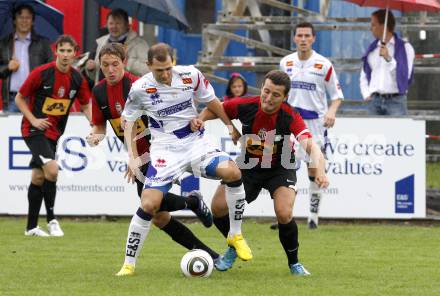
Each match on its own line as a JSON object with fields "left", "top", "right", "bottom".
{"left": 241, "top": 167, "right": 297, "bottom": 204}
{"left": 24, "top": 135, "right": 57, "bottom": 169}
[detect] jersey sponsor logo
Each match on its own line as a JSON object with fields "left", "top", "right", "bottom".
{"left": 146, "top": 87, "right": 157, "bottom": 93}
{"left": 42, "top": 97, "right": 70, "bottom": 115}
{"left": 157, "top": 99, "right": 192, "bottom": 116}
{"left": 57, "top": 86, "right": 65, "bottom": 97}
{"left": 286, "top": 61, "right": 294, "bottom": 66}
{"left": 109, "top": 117, "right": 146, "bottom": 136}
{"left": 292, "top": 81, "right": 316, "bottom": 91}
{"left": 287, "top": 68, "right": 292, "bottom": 73}
{"left": 309, "top": 71, "right": 324, "bottom": 77}
{"left": 182, "top": 86, "right": 193, "bottom": 91}
{"left": 178, "top": 72, "right": 192, "bottom": 76}
{"left": 182, "top": 77, "right": 192, "bottom": 84}
{"left": 314, "top": 63, "right": 323, "bottom": 69}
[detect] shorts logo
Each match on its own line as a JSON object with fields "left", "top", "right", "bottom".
{"left": 286, "top": 61, "right": 294, "bottom": 66}
{"left": 155, "top": 158, "right": 166, "bottom": 167}
{"left": 146, "top": 87, "right": 157, "bottom": 93}
{"left": 182, "top": 78, "right": 192, "bottom": 84}
{"left": 314, "top": 63, "right": 323, "bottom": 69}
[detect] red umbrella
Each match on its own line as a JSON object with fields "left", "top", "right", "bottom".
{"left": 344, "top": 0, "right": 440, "bottom": 41}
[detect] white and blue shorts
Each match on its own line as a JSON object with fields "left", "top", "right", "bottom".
{"left": 144, "top": 137, "right": 231, "bottom": 193}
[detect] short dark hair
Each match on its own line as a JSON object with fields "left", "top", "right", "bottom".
{"left": 13, "top": 4, "right": 35, "bottom": 22}
{"left": 372, "top": 9, "right": 395, "bottom": 33}
{"left": 55, "top": 34, "right": 79, "bottom": 51}
{"left": 147, "top": 43, "right": 174, "bottom": 64}
{"left": 107, "top": 8, "right": 129, "bottom": 25}
{"left": 226, "top": 73, "right": 248, "bottom": 98}
{"left": 294, "top": 22, "right": 315, "bottom": 36}
{"left": 99, "top": 43, "right": 126, "bottom": 62}
{"left": 263, "top": 70, "right": 291, "bottom": 96}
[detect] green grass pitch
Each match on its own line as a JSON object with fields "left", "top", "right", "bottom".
{"left": 0, "top": 217, "right": 439, "bottom": 296}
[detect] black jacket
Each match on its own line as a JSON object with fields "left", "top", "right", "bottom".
{"left": 0, "top": 32, "right": 53, "bottom": 108}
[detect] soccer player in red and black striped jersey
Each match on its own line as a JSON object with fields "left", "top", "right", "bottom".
{"left": 15, "top": 35, "right": 92, "bottom": 237}
{"left": 195, "top": 70, "right": 329, "bottom": 275}
{"left": 86, "top": 43, "right": 220, "bottom": 276}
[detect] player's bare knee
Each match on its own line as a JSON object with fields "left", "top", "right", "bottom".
{"left": 275, "top": 210, "right": 292, "bottom": 224}
{"left": 31, "top": 170, "right": 45, "bottom": 186}
{"left": 43, "top": 161, "right": 58, "bottom": 181}
{"left": 221, "top": 164, "right": 241, "bottom": 183}
{"left": 140, "top": 199, "right": 158, "bottom": 215}
{"left": 152, "top": 212, "right": 171, "bottom": 228}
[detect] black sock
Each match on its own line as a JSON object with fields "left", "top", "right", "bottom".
{"left": 27, "top": 183, "right": 44, "bottom": 230}
{"left": 159, "top": 193, "right": 198, "bottom": 212}
{"left": 42, "top": 180, "right": 56, "bottom": 222}
{"left": 278, "top": 219, "right": 299, "bottom": 266}
{"left": 213, "top": 214, "right": 230, "bottom": 238}
{"left": 161, "top": 217, "right": 219, "bottom": 259}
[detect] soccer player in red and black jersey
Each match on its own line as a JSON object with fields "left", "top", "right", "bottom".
{"left": 86, "top": 43, "right": 220, "bottom": 276}
{"left": 194, "top": 70, "right": 329, "bottom": 275}
{"left": 15, "top": 35, "right": 92, "bottom": 237}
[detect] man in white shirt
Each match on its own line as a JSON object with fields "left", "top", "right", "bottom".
{"left": 280, "top": 22, "right": 343, "bottom": 229}
{"left": 115, "top": 43, "right": 252, "bottom": 276}
{"left": 360, "top": 9, "right": 415, "bottom": 116}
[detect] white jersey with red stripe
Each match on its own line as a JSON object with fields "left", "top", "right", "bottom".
{"left": 280, "top": 50, "right": 344, "bottom": 119}
{"left": 122, "top": 65, "right": 216, "bottom": 145}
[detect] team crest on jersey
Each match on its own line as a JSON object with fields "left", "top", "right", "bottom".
{"left": 57, "top": 86, "right": 65, "bottom": 97}
{"left": 155, "top": 158, "right": 166, "bottom": 168}
{"left": 115, "top": 102, "right": 122, "bottom": 115}
{"left": 146, "top": 87, "right": 157, "bottom": 93}
{"left": 286, "top": 61, "right": 294, "bottom": 67}
{"left": 69, "top": 90, "right": 77, "bottom": 99}
{"left": 258, "top": 128, "right": 267, "bottom": 140}
{"left": 314, "top": 63, "right": 323, "bottom": 69}
{"left": 182, "top": 78, "right": 192, "bottom": 84}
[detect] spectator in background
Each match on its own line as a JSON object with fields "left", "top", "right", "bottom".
{"left": 360, "top": 9, "right": 415, "bottom": 116}
{"left": 85, "top": 8, "right": 150, "bottom": 84}
{"left": 0, "top": 4, "right": 53, "bottom": 112}
{"left": 223, "top": 72, "right": 248, "bottom": 101}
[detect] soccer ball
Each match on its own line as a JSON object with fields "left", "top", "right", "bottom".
{"left": 180, "top": 249, "right": 214, "bottom": 278}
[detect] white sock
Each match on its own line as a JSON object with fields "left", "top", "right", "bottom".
{"left": 123, "top": 208, "right": 152, "bottom": 266}
{"left": 309, "top": 181, "right": 322, "bottom": 224}
{"left": 225, "top": 183, "right": 246, "bottom": 237}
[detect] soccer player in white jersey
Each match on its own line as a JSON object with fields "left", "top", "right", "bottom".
{"left": 280, "top": 22, "right": 344, "bottom": 229}
{"left": 115, "top": 43, "right": 252, "bottom": 276}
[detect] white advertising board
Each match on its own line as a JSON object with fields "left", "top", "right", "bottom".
{"left": 0, "top": 115, "right": 425, "bottom": 218}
